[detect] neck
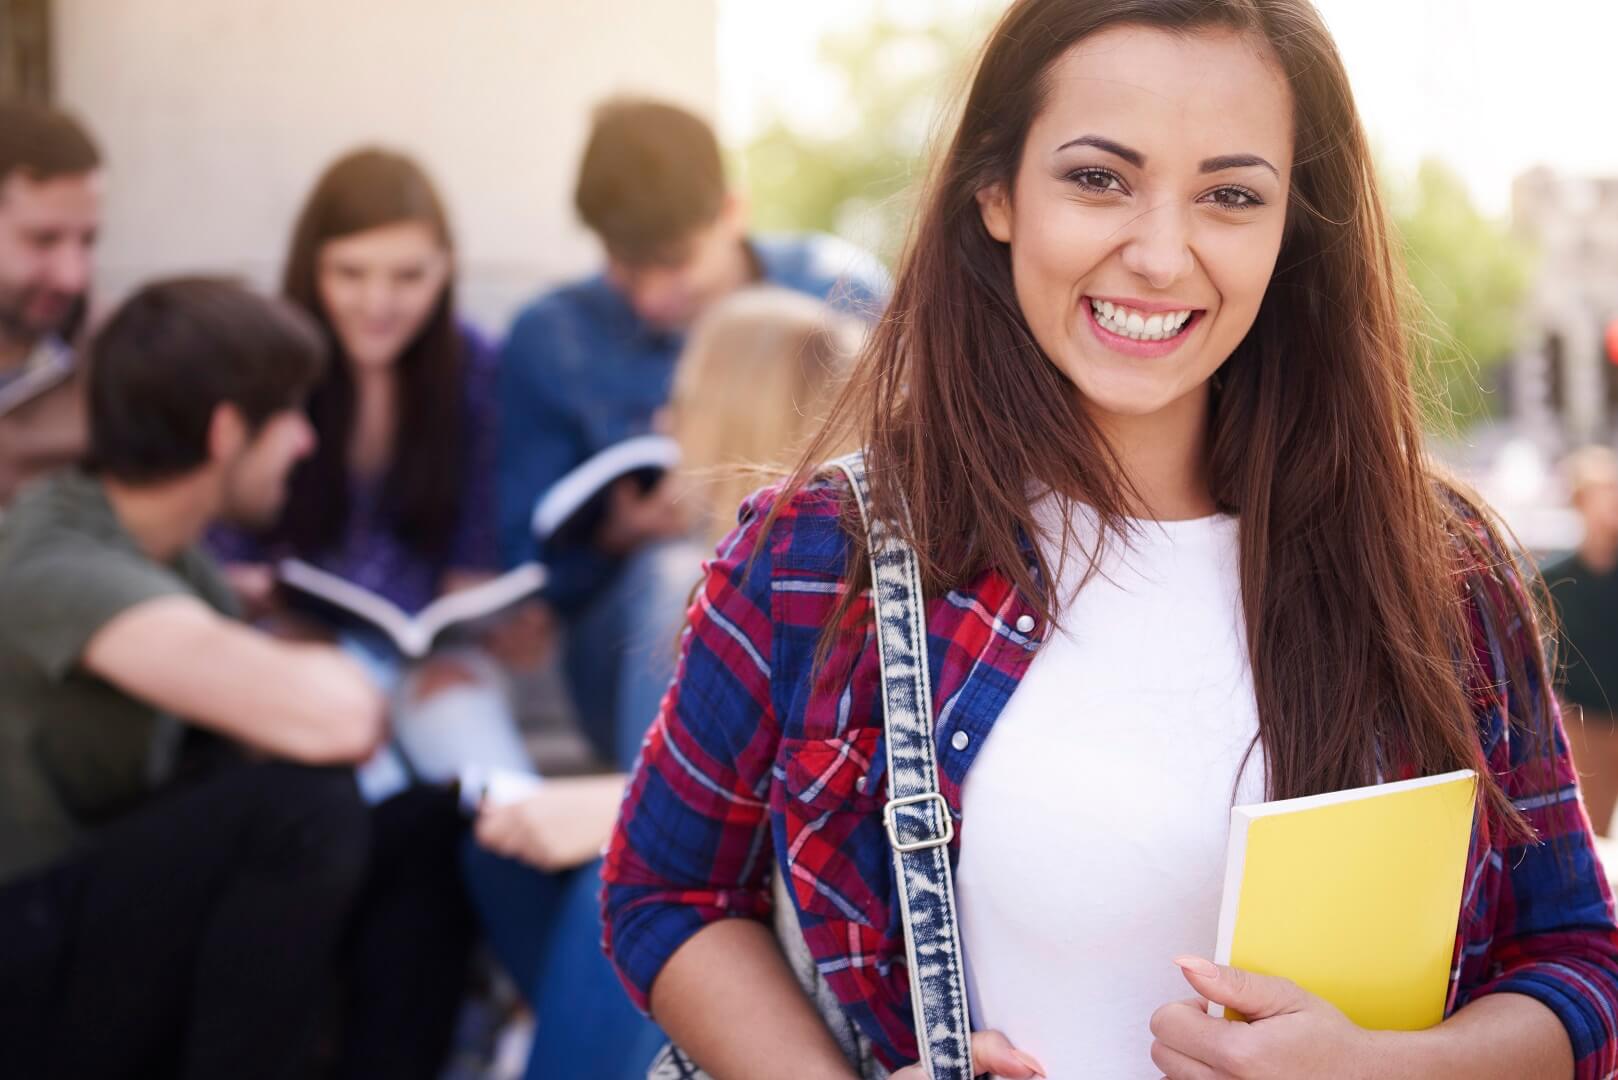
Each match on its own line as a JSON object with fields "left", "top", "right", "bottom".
{"left": 101, "top": 472, "right": 219, "bottom": 563}
{"left": 724, "top": 238, "right": 760, "bottom": 293}
{"left": 1088, "top": 385, "right": 1217, "bottom": 521}
{"left": 1579, "top": 531, "right": 1618, "bottom": 574}
{"left": 349, "top": 365, "right": 399, "bottom": 478}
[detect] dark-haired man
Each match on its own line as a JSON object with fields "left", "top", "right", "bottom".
{"left": 0, "top": 278, "right": 386, "bottom": 1078}
{"left": 0, "top": 101, "right": 102, "bottom": 504}
{"left": 497, "top": 98, "right": 888, "bottom": 765}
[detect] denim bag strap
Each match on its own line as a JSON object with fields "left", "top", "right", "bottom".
{"left": 833, "top": 451, "right": 976, "bottom": 1080}
{"left": 647, "top": 453, "right": 974, "bottom": 1080}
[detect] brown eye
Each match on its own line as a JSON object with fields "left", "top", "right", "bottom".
{"left": 1205, "top": 186, "right": 1263, "bottom": 209}
{"left": 1066, "top": 167, "right": 1126, "bottom": 194}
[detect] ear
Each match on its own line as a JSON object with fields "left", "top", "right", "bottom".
{"left": 976, "top": 182, "right": 1013, "bottom": 244}
{"left": 718, "top": 190, "right": 750, "bottom": 233}
{"left": 207, "top": 402, "right": 250, "bottom": 464}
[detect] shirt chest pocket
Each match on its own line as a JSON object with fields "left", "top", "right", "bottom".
{"left": 776, "top": 728, "right": 890, "bottom": 927}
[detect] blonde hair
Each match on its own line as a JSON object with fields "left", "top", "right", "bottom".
{"left": 1565, "top": 445, "right": 1618, "bottom": 503}
{"left": 669, "top": 287, "right": 865, "bottom": 545}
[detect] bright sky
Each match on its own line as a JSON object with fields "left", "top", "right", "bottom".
{"left": 718, "top": 0, "right": 1618, "bottom": 216}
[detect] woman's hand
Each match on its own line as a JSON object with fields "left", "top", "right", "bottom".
{"left": 473, "top": 774, "right": 627, "bottom": 872}
{"left": 221, "top": 561, "right": 280, "bottom": 620}
{"left": 889, "top": 1031, "right": 1047, "bottom": 1079}
{"left": 1149, "top": 957, "right": 1383, "bottom": 1079}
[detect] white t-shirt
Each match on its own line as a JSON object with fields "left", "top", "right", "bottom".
{"left": 955, "top": 499, "right": 1265, "bottom": 1079}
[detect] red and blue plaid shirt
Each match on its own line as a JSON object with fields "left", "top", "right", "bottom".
{"left": 603, "top": 476, "right": 1618, "bottom": 1077}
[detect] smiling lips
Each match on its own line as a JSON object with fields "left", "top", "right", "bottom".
{"left": 1084, "top": 296, "right": 1205, "bottom": 358}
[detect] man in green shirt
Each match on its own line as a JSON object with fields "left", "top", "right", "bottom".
{"left": 1545, "top": 446, "right": 1618, "bottom": 837}
{"left": 0, "top": 279, "right": 386, "bottom": 1077}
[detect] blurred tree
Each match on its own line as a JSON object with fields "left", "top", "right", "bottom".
{"left": 1388, "top": 159, "right": 1533, "bottom": 430}
{"left": 741, "top": 19, "right": 1529, "bottom": 432}
{"left": 737, "top": 13, "right": 989, "bottom": 263}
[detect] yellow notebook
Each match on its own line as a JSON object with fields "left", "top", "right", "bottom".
{"left": 1211, "top": 769, "right": 1478, "bottom": 1031}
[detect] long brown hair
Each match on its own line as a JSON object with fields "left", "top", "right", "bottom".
{"left": 784, "top": 0, "right": 1550, "bottom": 837}
{"left": 278, "top": 147, "right": 465, "bottom": 561}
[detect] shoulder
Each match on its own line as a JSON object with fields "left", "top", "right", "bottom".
{"left": 0, "top": 474, "right": 114, "bottom": 571}
{"left": 456, "top": 320, "right": 499, "bottom": 372}
{"left": 507, "top": 275, "right": 616, "bottom": 340}
{"left": 754, "top": 233, "right": 891, "bottom": 318}
{"left": 502, "top": 275, "right": 624, "bottom": 379}
{"left": 720, "top": 468, "right": 858, "bottom": 581}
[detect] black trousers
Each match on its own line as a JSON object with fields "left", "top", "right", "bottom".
{"left": 0, "top": 762, "right": 472, "bottom": 1080}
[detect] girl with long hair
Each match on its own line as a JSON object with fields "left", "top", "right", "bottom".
{"left": 210, "top": 148, "right": 527, "bottom": 1077}
{"left": 602, "top": 2, "right": 1618, "bottom": 1078}
{"left": 213, "top": 147, "right": 536, "bottom": 787}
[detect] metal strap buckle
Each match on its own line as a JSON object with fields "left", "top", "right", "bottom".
{"left": 883, "top": 792, "right": 955, "bottom": 854}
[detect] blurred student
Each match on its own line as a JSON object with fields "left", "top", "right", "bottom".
{"left": 496, "top": 98, "right": 888, "bottom": 770}
{"left": 0, "top": 279, "right": 382, "bottom": 1078}
{"left": 211, "top": 148, "right": 537, "bottom": 791}
{"left": 0, "top": 101, "right": 99, "bottom": 505}
{"left": 1546, "top": 446, "right": 1618, "bottom": 835}
{"left": 465, "top": 288, "right": 862, "bottom": 1080}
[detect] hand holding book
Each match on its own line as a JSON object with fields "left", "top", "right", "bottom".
{"left": 1150, "top": 959, "right": 1379, "bottom": 1078}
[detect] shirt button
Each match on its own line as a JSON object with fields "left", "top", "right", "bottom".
{"left": 1015, "top": 614, "right": 1036, "bottom": 634}
{"left": 951, "top": 730, "right": 970, "bottom": 751}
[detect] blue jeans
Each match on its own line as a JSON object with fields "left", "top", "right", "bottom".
{"left": 461, "top": 845, "right": 665, "bottom": 1080}
{"left": 563, "top": 540, "right": 706, "bottom": 772}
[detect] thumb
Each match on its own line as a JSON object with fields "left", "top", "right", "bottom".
{"left": 968, "top": 1030, "right": 1048, "bottom": 1078}
{"left": 1173, "top": 956, "right": 1306, "bottom": 1021}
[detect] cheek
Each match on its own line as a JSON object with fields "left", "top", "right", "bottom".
{"left": 1010, "top": 202, "right": 1112, "bottom": 310}
{"left": 1201, "top": 222, "right": 1286, "bottom": 315}
{"left": 400, "top": 280, "right": 443, "bottom": 324}
{"left": 317, "top": 275, "right": 359, "bottom": 323}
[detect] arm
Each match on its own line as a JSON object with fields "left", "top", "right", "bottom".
{"left": 496, "top": 302, "right": 587, "bottom": 570}
{"left": 1154, "top": 557, "right": 1616, "bottom": 1080}
{"left": 497, "top": 302, "right": 620, "bottom": 611}
{"left": 473, "top": 773, "right": 626, "bottom": 872}
{"left": 1154, "top": 960, "right": 1570, "bottom": 1080}
{"left": 1454, "top": 565, "right": 1618, "bottom": 1079}
{"left": 1384, "top": 993, "right": 1571, "bottom": 1078}
{"left": 602, "top": 493, "right": 851, "bottom": 1076}
{"left": 651, "top": 920, "right": 860, "bottom": 1080}
{"left": 82, "top": 595, "right": 384, "bottom": 764}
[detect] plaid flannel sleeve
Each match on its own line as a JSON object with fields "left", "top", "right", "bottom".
{"left": 1461, "top": 566, "right": 1618, "bottom": 1080}
{"left": 602, "top": 490, "right": 784, "bottom": 1011}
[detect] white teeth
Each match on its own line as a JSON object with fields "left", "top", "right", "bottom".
{"left": 1088, "top": 298, "right": 1196, "bottom": 342}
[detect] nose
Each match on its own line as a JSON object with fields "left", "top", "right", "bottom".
{"left": 1120, "top": 202, "right": 1194, "bottom": 291}
{"left": 294, "top": 415, "right": 318, "bottom": 459}
{"left": 45, "top": 238, "right": 93, "bottom": 295}
{"left": 629, "top": 270, "right": 686, "bottom": 323}
{"left": 357, "top": 277, "right": 394, "bottom": 321}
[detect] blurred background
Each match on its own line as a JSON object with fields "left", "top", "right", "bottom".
{"left": 4, "top": 3, "right": 1616, "bottom": 1074}
{"left": 3, "top": 0, "right": 1615, "bottom": 547}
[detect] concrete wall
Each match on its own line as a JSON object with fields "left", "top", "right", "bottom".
{"left": 52, "top": 0, "right": 718, "bottom": 333}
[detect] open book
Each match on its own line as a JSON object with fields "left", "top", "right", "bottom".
{"left": 0, "top": 340, "right": 74, "bottom": 418}
{"left": 277, "top": 558, "right": 546, "bottom": 659}
{"left": 530, "top": 434, "right": 680, "bottom": 550}
{"left": 1212, "top": 769, "right": 1477, "bottom": 1030}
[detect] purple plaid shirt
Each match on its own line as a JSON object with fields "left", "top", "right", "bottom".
{"left": 603, "top": 475, "right": 1618, "bottom": 1077}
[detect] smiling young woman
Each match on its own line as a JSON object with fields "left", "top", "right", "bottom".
{"left": 601, "top": 2, "right": 1618, "bottom": 1079}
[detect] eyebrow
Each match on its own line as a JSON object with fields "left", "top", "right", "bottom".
{"left": 1055, "top": 136, "right": 1279, "bottom": 179}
